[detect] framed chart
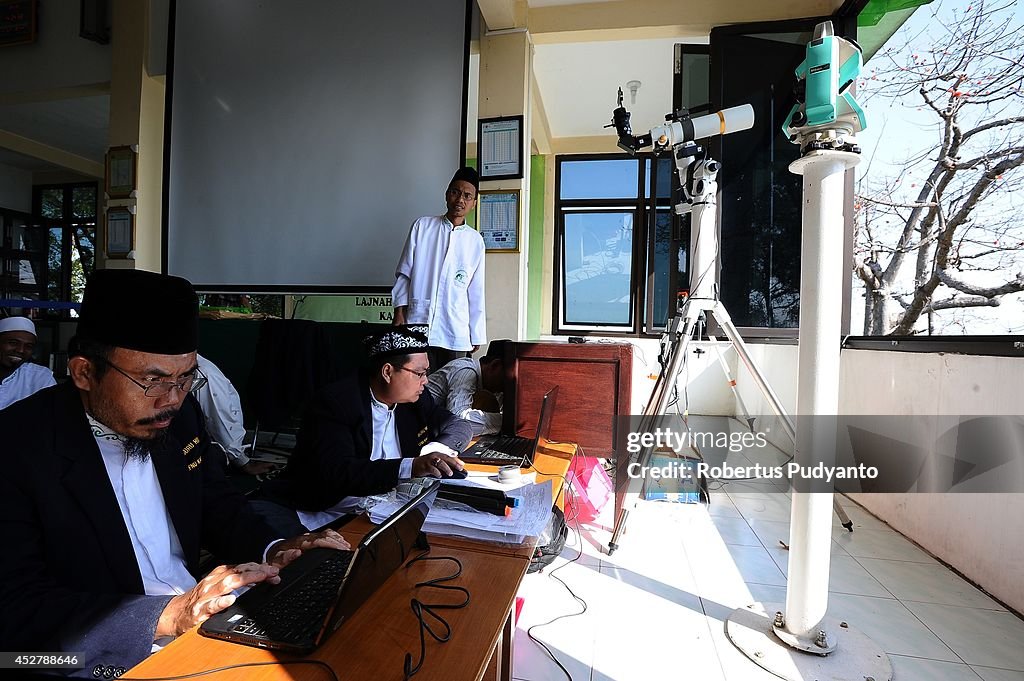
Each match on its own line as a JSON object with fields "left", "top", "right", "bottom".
{"left": 477, "top": 116, "right": 523, "bottom": 181}
{"left": 477, "top": 190, "right": 520, "bottom": 252}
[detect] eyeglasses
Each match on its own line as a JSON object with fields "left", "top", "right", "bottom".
{"left": 446, "top": 188, "right": 476, "bottom": 202}
{"left": 396, "top": 366, "right": 429, "bottom": 380}
{"left": 101, "top": 359, "right": 208, "bottom": 398}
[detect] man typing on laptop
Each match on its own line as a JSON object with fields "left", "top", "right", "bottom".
{"left": 257, "top": 325, "right": 473, "bottom": 533}
{"left": 0, "top": 270, "right": 349, "bottom": 678}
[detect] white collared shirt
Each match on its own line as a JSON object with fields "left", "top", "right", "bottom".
{"left": 426, "top": 357, "right": 502, "bottom": 436}
{"left": 195, "top": 354, "right": 250, "bottom": 466}
{"left": 392, "top": 215, "right": 486, "bottom": 351}
{"left": 297, "top": 388, "right": 413, "bottom": 530}
{"left": 0, "top": 362, "right": 56, "bottom": 410}
{"left": 88, "top": 414, "right": 197, "bottom": 597}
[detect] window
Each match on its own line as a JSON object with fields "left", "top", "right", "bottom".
{"left": 554, "top": 154, "right": 676, "bottom": 334}
{"left": 33, "top": 182, "right": 97, "bottom": 317}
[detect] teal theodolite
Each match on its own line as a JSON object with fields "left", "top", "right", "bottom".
{"left": 784, "top": 20, "right": 866, "bottom": 153}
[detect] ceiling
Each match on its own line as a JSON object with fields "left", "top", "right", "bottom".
{"left": 533, "top": 36, "right": 688, "bottom": 140}
{"left": 0, "top": 96, "right": 109, "bottom": 164}
{"left": 0, "top": 0, "right": 908, "bottom": 179}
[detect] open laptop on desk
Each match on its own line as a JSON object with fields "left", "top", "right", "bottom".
{"left": 199, "top": 479, "right": 440, "bottom": 653}
{"left": 460, "top": 386, "right": 558, "bottom": 467}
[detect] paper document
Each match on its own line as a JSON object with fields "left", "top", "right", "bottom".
{"left": 368, "top": 479, "right": 553, "bottom": 545}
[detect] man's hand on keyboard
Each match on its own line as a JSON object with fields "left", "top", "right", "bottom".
{"left": 266, "top": 529, "right": 351, "bottom": 569}
{"left": 156, "top": 562, "right": 281, "bottom": 638}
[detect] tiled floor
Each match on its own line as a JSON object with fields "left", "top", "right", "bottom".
{"left": 511, "top": 432, "right": 1024, "bottom": 681}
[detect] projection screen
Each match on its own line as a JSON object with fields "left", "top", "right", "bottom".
{"left": 165, "top": 0, "right": 469, "bottom": 290}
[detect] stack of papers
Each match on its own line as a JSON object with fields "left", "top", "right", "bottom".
{"left": 369, "top": 479, "right": 553, "bottom": 545}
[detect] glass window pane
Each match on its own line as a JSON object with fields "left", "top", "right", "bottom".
{"left": 72, "top": 226, "right": 96, "bottom": 303}
{"left": 654, "top": 156, "right": 672, "bottom": 200}
{"left": 651, "top": 210, "right": 673, "bottom": 327}
{"left": 560, "top": 159, "right": 639, "bottom": 200}
{"left": 563, "top": 212, "right": 634, "bottom": 325}
{"left": 40, "top": 188, "right": 63, "bottom": 220}
{"left": 48, "top": 227, "right": 63, "bottom": 301}
{"left": 72, "top": 186, "right": 97, "bottom": 219}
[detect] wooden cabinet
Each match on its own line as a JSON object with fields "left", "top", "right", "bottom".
{"left": 504, "top": 341, "right": 633, "bottom": 460}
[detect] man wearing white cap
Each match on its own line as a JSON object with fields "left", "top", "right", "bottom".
{"left": 0, "top": 316, "right": 56, "bottom": 410}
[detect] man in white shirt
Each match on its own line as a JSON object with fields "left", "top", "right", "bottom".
{"left": 0, "top": 316, "right": 56, "bottom": 410}
{"left": 195, "top": 353, "right": 275, "bottom": 475}
{"left": 427, "top": 339, "right": 508, "bottom": 436}
{"left": 392, "top": 167, "right": 486, "bottom": 368}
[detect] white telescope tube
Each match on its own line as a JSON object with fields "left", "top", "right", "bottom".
{"left": 652, "top": 104, "right": 756, "bottom": 147}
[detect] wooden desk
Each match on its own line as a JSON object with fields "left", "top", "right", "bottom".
{"left": 128, "top": 447, "right": 575, "bottom": 681}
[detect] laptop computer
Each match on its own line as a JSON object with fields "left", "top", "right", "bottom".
{"left": 460, "top": 386, "right": 558, "bottom": 467}
{"left": 199, "top": 479, "right": 440, "bottom": 653}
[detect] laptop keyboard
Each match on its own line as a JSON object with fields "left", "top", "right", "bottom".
{"left": 230, "top": 550, "right": 354, "bottom": 644}
{"left": 484, "top": 436, "right": 532, "bottom": 461}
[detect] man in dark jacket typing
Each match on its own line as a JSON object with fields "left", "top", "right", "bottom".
{"left": 259, "top": 325, "right": 472, "bottom": 532}
{"left": 0, "top": 270, "right": 348, "bottom": 677}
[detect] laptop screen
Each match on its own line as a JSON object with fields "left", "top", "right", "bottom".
{"left": 326, "top": 480, "right": 439, "bottom": 632}
{"left": 531, "top": 386, "right": 559, "bottom": 455}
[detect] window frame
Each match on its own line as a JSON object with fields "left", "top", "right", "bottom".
{"left": 553, "top": 153, "right": 673, "bottom": 337}
{"left": 32, "top": 181, "right": 98, "bottom": 319}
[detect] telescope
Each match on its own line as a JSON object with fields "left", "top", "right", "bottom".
{"left": 607, "top": 88, "right": 755, "bottom": 155}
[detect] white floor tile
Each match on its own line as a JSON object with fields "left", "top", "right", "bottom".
{"left": 973, "top": 666, "right": 1024, "bottom": 681}
{"left": 889, "top": 655, "right": 985, "bottom": 681}
{"left": 707, "top": 492, "right": 743, "bottom": 518}
{"left": 709, "top": 515, "right": 762, "bottom": 546}
{"left": 859, "top": 558, "right": 1006, "bottom": 611}
{"left": 513, "top": 561, "right": 599, "bottom": 681}
{"left": 590, "top": 564, "right": 726, "bottom": 681}
{"left": 512, "top": 453, "right": 1023, "bottom": 681}
{"left": 832, "top": 526, "right": 938, "bottom": 563}
{"left": 904, "top": 601, "right": 1024, "bottom": 671}
{"left": 825, "top": 593, "right": 961, "bottom": 662}
{"left": 727, "top": 492, "right": 792, "bottom": 522}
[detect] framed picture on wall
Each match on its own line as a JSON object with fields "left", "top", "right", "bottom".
{"left": 477, "top": 190, "right": 520, "bottom": 252}
{"left": 105, "top": 145, "right": 137, "bottom": 198}
{"left": 477, "top": 116, "right": 523, "bottom": 181}
{"left": 105, "top": 207, "right": 135, "bottom": 258}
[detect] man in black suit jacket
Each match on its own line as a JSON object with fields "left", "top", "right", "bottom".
{"left": 0, "top": 270, "right": 349, "bottom": 678}
{"left": 262, "top": 325, "right": 473, "bottom": 520}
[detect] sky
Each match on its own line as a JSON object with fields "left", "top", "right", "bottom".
{"left": 852, "top": 0, "right": 1024, "bottom": 334}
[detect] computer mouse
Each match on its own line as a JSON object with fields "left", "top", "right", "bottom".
{"left": 442, "top": 467, "right": 468, "bottom": 480}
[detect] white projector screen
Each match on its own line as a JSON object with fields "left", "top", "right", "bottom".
{"left": 165, "top": 0, "right": 469, "bottom": 290}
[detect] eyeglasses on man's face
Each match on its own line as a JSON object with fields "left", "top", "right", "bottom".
{"left": 100, "top": 358, "right": 208, "bottom": 397}
{"left": 395, "top": 365, "right": 429, "bottom": 380}
{"left": 446, "top": 188, "right": 476, "bottom": 202}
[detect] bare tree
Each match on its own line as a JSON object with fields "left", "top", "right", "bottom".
{"left": 854, "top": 0, "right": 1024, "bottom": 335}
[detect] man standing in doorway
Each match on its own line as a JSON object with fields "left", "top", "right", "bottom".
{"left": 392, "top": 167, "right": 486, "bottom": 369}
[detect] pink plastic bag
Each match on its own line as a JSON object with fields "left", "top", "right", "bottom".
{"left": 565, "top": 455, "right": 613, "bottom": 524}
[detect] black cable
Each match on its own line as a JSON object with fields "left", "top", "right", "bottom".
{"left": 523, "top": 450, "right": 593, "bottom": 681}
{"left": 119, "top": 659, "right": 338, "bottom": 681}
{"left": 402, "top": 551, "right": 470, "bottom": 679}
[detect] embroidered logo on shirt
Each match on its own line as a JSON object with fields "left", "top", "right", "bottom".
{"left": 187, "top": 456, "right": 202, "bottom": 471}
{"left": 454, "top": 269, "right": 468, "bottom": 287}
{"left": 181, "top": 436, "right": 200, "bottom": 456}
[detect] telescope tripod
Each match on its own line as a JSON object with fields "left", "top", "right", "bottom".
{"left": 607, "top": 156, "right": 852, "bottom": 555}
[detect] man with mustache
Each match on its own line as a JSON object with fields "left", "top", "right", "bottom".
{"left": 0, "top": 316, "right": 56, "bottom": 410}
{"left": 392, "top": 166, "right": 487, "bottom": 369}
{"left": 0, "top": 269, "right": 349, "bottom": 677}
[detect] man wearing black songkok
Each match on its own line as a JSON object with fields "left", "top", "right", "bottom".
{"left": 257, "top": 325, "right": 472, "bottom": 532}
{"left": 0, "top": 269, "right": 349, "bottom": 677}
